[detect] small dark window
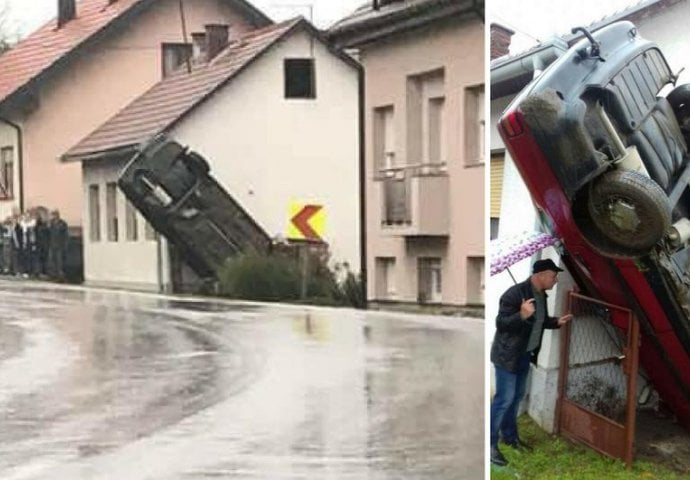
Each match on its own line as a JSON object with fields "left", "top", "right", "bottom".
{"left": 284, "top": 58, "right": 315, "bottom": 99}
{"left": 162, "top": 43, "right": 192, "bottom": 78}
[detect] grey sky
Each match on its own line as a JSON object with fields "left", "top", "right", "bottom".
{"left": 491, "top": 0, "right": 648, "bottom": 53}
{"left": 2, "top": 0, "right": 365, "bottom": 36}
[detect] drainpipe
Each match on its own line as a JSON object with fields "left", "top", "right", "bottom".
{"left": 0, "top": 116, "right": 24, "bottom": 213}
{"left": 357, "top": 64, "right": 368, "bottom": 309}
{"left": 532, "top": 54, "right": 545, "bottom": 79}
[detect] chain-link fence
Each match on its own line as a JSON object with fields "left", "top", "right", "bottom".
{"left": 557, "top": 291, "right": 639, "bottom": 467}
{"left": 566, "top": 296, "right": 628, "bottom": 422}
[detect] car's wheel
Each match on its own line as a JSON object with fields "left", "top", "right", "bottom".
{"left": 576, "top": 170, "right": 670, "bottom": 257}
{"left": 185, "top": 151, "right": 210, "bottom": 175}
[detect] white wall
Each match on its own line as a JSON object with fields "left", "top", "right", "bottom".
{"left": 82, "top": 159, "right": 160, "bottom": 290}
{"left": 171, "top": 28, "right": 361, "bottom": 271}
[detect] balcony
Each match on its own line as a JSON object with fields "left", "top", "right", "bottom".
{"left": 378, "top": 162, "right": 449, "bottom": 236}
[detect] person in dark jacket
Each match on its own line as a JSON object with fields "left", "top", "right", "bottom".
{"left": 490, "top": 259, "right": 573, "bottom": 467}
{"left": 48, "top": 210, "right": 68, "bottom": 281}
{"left": 34, "top": 208, "right": 50, "bottom": 277}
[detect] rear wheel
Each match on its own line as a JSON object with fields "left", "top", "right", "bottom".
{"left": 185, "top": 151, "right": 210, "bottom": 175}
{"left": 575, "top": 170, "right": 671, "bottom": 257}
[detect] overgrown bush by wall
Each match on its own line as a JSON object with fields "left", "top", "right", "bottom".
{"left": 217, "top": 250, "right": 364, "bottom": 308}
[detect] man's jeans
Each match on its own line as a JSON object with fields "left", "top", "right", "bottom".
{"left": 490, "top": 353, "right": 531, "bottom": 447}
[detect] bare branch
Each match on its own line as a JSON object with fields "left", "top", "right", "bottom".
{"left": 0, "top": 1, "right": 18, "bottom": 54}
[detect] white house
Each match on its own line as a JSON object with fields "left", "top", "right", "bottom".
{"left": 63, "top": 18, "right": 362, "bottom": 292}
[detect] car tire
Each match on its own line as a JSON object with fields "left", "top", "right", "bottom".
{"left": 577, "top": 170, "right": 670, "bottom": 257}
{"left": 185, "top": 151, "right": 210, "bottom": 175}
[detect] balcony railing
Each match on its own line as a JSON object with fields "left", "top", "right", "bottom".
{"left": 378, "top": 162, "right": 448, "bottom": 235}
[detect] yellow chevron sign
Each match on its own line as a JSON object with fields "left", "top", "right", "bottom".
{"left": 287, "top": 202, "right": 325, "bottom": 241}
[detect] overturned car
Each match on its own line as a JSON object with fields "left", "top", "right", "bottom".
{"left": 118, "top": 136, "right": 272, "bottom": 279}
{"left": 499, "top": 22, "right": 690, "bottom": 427}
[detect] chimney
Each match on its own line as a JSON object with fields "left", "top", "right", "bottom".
{"left": 205, "top": 24, "right": 229, "bottom": 60}
{"left": 490, "top": 23, "right": 514, "bottom": 60}
{"left": 191, "top": 32, "right": 207, "bottom": 59}
{"left": 57, "top": 0, "right": 76, "bottom": 28}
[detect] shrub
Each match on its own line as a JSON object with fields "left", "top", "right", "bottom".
{"left": 217, "top": 250, "right": 365, "bottom": 308}
{"left": 218, "top": 253, "right": 301, "bottom": 302}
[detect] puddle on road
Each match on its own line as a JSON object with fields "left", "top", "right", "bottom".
{"left": 0, "top": 283, "right": 484, "bottom": 479}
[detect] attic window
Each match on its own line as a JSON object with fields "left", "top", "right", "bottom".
{"left": 162, "top": 43, "right": 192, "bottom": 78}
{"left": 284, "top": 58, "right": 315, "bottom": 99}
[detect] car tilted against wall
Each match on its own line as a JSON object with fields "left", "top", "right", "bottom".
{"left": 499, "top": 21, "right": 690, "bottom": 428}
{"left": 118, "top": 136, "right": 272, "bottom": 279}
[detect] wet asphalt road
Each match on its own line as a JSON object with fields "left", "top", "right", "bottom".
{"left": 0, "top": 279, "right": 484, "bottom": 479}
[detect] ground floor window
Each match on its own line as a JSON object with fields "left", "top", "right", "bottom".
{"left": 418, "top": 257, "right": 442, "bottom": 303}
{"left": 106, "top": 182, "right": 118, "bottom": 242}
{"left": 89, "top": 184, "right": 100, "bottom": 242}
{"left": 144, "top": 220, "right": 157, "bottom": 241}
{"left": 125, "top": 201, "right": 138, "bottom": 241}
{"left": 375, "top": 257, "right": 396, "bottom": 299}
{"left": 467, "top": 256, "right": 485, "bottom": 305}
{"left": 0, "top": 146, "right": 14, "bottom": 199}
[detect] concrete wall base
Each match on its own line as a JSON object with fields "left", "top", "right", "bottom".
{"left": 526, "top": 363, "right": 560, "bottom": 433}
{"left": 368, "top": 300, "right": 484, "bottom": 318}
{"left": 85, "top": 279, "right": 160, "bottom": 293}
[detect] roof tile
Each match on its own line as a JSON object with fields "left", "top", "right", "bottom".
{"left": 0, "top": 0, "right": 144, "bottom": 104}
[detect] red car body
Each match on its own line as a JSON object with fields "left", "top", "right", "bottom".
{"left": 499, "top": 21, "right": 690, "bottom": 427}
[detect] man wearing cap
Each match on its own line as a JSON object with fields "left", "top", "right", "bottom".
{"left": 489, "top": 259, "right": 573, "bottom": 467}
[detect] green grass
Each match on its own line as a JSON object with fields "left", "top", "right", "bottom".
{"left": 491, "top": 416, "right": 684, "bottom": 480}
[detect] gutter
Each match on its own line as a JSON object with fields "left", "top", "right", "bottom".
{"left": 61, "top": 143, "right": 138, "bottom": 163}
{"left": 490, "top": 38, "right": 568, "bottom": 99}
{"left": 0, "top": 116, "right": 24, "bottom": 213}
{"left": 328, "top": 0, "right": 480, "bottom": 49}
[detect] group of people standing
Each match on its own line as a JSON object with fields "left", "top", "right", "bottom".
{"left": 0, "top": 207, "right": 69, "bottom": 280}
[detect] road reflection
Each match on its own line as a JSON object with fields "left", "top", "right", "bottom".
{"left": 0, "top": 281, "right": 483, "bottom": 479}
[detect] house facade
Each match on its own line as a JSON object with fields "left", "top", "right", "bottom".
{"left": 65, "top": 19, "right": 361, "bottom": 291}
{"left": 0, "top": 0, "right": 270, "bottom": 226}
{"left": 328, "top": 0, "right": 485, "bottom": 310}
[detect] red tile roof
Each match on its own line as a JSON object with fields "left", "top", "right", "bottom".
{"left": 64, "top": 18, "right": 303, "bottom": 159}
{"left": 0, "top": 0, "right": 272, "bottom": 109}
{"left": 0, "top": 0, "right": 146, "bottom": 105}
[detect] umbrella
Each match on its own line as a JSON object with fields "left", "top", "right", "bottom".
{"left": 490, "top": 231, "right": 560, "bottom": 279}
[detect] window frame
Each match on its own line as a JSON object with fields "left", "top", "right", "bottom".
{"left": 0, "top": 146, "right": 14, "bottom": 200}
{"left": 105, "top": 182, "right": 119, "bottom": 242}
{"left": 161, "top": 42, "right": 193, "bottom": 78}
{"left": 125, "top": 200, "right": 138, "bottom": 242}
{"left": 284, "top": 58, "right": 316, "bottom": 99}
{"left": 464, "top": 84, "right": 485, "bottom": 167}
{"left": 88, "top": 184, "right": 101, "bottom": 242}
